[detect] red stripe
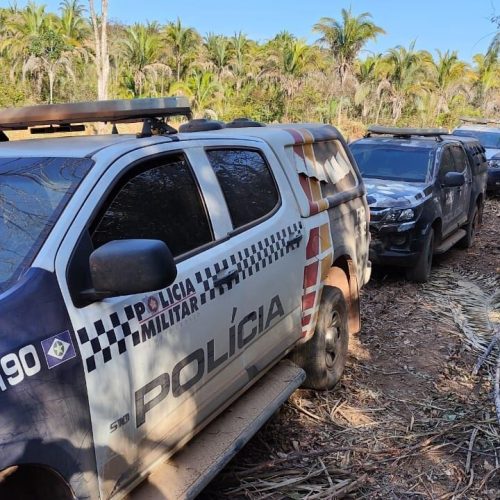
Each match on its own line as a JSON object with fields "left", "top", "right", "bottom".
{"left": 309, "top": 201, "right": 319, "bottom": 215}
{"left": 306, "top": 227, "right": 320, "bottom": 259}
{"left": 293, "top": 144, "right": 305, "bottom": 159}
{"left": 301, "top": 315, "right": 311, "bottom": 327}
{"left": 286, "top": 128, "right": 304, "bottom": 144}
{"left": 302, "top": 291, "right": 316, "bottom": 311}
{"left": 303, "top": 261, "right": 319, "bottom": 289}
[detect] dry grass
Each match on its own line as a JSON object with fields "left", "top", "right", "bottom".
{"left": 203, "top": 197, "right": 500, "bottom": 499}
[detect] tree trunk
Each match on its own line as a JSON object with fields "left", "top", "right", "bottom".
{"left": 48, "top": 67, "right": 54, "bottom": 104}
{"left": 88, "top": 0, "right": 109, "bottom": 101}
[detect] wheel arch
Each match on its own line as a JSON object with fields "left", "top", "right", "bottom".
{"left": 431, "top": 217, "right": 442, "bottom": 244}
{"left": 324, "top": 255, "right": 360, "bottom": 335}
{"left": 0, "top": 464, "right": 74, "bottom": 500}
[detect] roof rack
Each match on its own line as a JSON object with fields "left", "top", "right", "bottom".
{"left": 366, "top": 125, "right": 449, "bottom": 141}
{"left": 0, "top": 97, "right": 192, "bottom": 139}
{"left": 459, "top": 116, "right": 500, "bottom": 125}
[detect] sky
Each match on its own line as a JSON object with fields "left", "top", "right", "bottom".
{"left": 4, "top": 0, "right": 500, "bottom": 62}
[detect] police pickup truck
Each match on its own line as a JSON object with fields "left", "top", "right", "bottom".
{"left": 350, "top": 126, "right": 487, "bottom": 282}
{"left": 0, "top": 98, "right": 371, "bottom": 499}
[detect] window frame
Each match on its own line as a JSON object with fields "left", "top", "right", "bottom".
{"left": 86, "top": 150, "right": 216, "bottom": 263}
{"left": 205, "top": 146, "right": 282, "bottom": 237}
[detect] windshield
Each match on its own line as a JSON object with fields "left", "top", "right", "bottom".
{"left": 350, "top": 143, "right": 432, "bottom": 182}
{"left": 0, "top": 157, "right": 92, "bottom": 293}
{"left": 453, "top": 129, "right": 500, "bottom": 149}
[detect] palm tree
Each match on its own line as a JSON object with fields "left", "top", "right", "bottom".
{"left": 382, "top": 42, "right": 429, "bottom": 123}
{"left": 354, "top": 54, "right": 383, "bottom": 121}
{"left": 230, "top": 32, "right": 248, "bottom": 83}
{"left": 471, "top": 53, "right": 500, "bottom": 114}
{"left": 122, "top": 22, "right": 171, "bottom": 96}
{"left": 428, "top": 50, "right": 467, "bottom": 117}
{"left": 58, "top": 0, "right": 89, "bottom": 45}
{"left": 171, "top": 69, "right": 221, "bottom": 116}
{"left": 313, "top": 8, "right": 385, "bottom": 88}
{"left": 163, "top": 18, "right": 200, "bottom": 81}
{"left": 205, "top": 33, "right": 232, "bottom": 76}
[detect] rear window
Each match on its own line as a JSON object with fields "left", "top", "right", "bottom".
{"left": 0, "top": 157, "right": 92, "bottom": 293}
{"left": 207, "top": 149, "right": 279, "bottom": 230}
{"left": 453, "top": 129, "right": 500, "bottom": 150}
{"left": 350, "top": 142, "right": 433, "bottom": 182}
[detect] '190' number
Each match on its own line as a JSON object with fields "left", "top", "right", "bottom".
{"left": 0, "top": 345, "right": 41, "bottom": 391}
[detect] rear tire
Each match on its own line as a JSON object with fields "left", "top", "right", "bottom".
{"left": 290, "top": 287, "right": 349, "bottom": 390}
{"left": 458, "top": 205, "right": 479, "bottom": 249}
{"left": 406, "top": 228, "right": 434, "bottom": 283}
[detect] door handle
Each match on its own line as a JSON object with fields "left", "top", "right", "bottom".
{"left": 213, "top": 268, "right": 238, "bottom": 287}
{"left": 286, "top": 232, "right": 303, "bottom": 248}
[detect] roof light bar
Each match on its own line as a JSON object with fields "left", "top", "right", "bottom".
{"left": 366, "top": 125, "right": 449, "bottom": 138}
{"left": 0, "top": 97, "right": 192, "bottom": 130}
{"left": 459, "top": 116, "right": 500, "bottom": 125}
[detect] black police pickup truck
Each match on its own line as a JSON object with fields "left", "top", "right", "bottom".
{"left": 350, "top": 126, "right": 488, "bottom": 282}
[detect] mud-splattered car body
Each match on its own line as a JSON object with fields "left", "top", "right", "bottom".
{"left": 350, "top": 132, "right": 487, "bottom": 272}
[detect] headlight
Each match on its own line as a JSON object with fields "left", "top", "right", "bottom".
{"left": 489, "top": 158, "right": 500, "bottom": 168}
{"left": 384, "top": 208, "right": 415, "bottom": 222}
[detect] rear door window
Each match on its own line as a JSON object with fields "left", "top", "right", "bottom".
{"left": 312, "top": 140, "right": 358, "bottom": 192}
{"left": 206, "top": 148, "right": 279, "bottom": 230}
{"left": 92, "top": 153, "right": 213, "bottom": 257}
{"left": 450, "top": 146, "right": 468, "bottom": 173}
{"left": 438, "top": 148, "right": 456, "bottom": 182}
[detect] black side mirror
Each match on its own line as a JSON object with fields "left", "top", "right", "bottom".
{"left": 85, "top": 239, "right": 177, "bottom": 301}
{"left": 443, "top": 171, "right": 465, "bottom": 187}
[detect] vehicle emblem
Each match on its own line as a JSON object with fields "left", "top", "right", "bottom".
{"left": 41, "top": 330, "right": 77, "bottom": 369}
{"left": 147, "top": 296, "right": 159, "bottom": 313}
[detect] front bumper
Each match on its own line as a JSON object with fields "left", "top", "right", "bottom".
{"left": 369, "top": 221, "right": 428, "bottom": 268}
{"left": 487, "top": 167, "right": 500, "bottom": 192}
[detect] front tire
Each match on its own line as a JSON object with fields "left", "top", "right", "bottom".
{"left": 290, "top": 286, "right": 349, "bottom": 390}
{"left": 406, "top": 228, "right": 434, "bottom": 283}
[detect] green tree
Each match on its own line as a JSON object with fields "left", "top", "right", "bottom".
{"left": 122, "top": 22, "right": 170, "bottom": 96}
{"left": 164, "top": 18, "right": 200, "bottom": 81}
{"left": 428, "top": 50, "right": 467, "bottom": 117}
{"left": 313, "top": 8, "right": 385, "bottom": 87}
{"left": 23, "top": 28, "right": 73, "bottom": 103}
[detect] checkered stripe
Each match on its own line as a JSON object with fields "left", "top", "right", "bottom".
{"left": 77, "top": 305, "right": 138, "bottom": 373}
{"left": 195, "top": 222, "right": 303, "bottom": 305}
{"left": 76, "top": 222, "right": 303, "bottom": 374}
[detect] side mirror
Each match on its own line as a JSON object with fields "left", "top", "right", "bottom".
{"left": 86, "top": 239, "right": 177, "bottom": 301}
{"left": 443, "top": 171, "right": 465, "bottom": 187}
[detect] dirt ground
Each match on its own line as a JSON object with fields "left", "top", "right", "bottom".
{"left": 203, "top": 196, "right": 500, "bottom": 499}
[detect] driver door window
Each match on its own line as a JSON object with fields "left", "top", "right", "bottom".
{"left": 92, "top": 153, "right": 213, "bottom": 257}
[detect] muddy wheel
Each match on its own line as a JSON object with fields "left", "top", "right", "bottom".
{"left": 458, "top": 205, "right": 479, "bottom": 249}
{"left": 290, "top": 286, "right": 349, "bottom": 390}
{"left": 406, "top": 228, "right": 434, "bottom": 283}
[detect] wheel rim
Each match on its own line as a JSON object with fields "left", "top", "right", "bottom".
{"left": 325, "top": 310, "right": 342, "bottom": 368}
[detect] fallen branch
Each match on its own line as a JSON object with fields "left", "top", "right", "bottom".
{"left": 473, "top": 327, "right": 500, "bottom": 375}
